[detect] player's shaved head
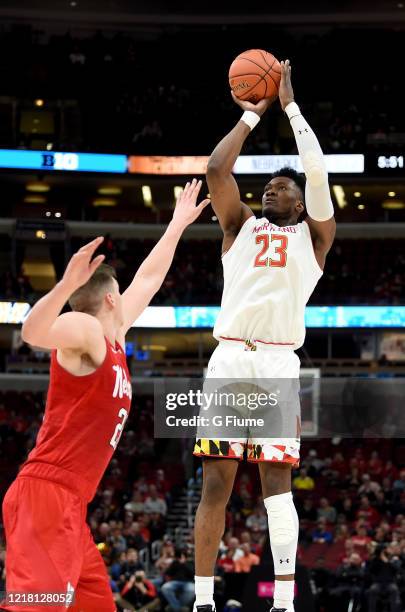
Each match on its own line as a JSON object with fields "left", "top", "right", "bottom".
{"left": 69, "top": 263, "right": 117, "bottom": 316}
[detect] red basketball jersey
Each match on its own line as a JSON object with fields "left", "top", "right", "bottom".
{"left": 21, "top": 337, "right": 132, "bottom": 502}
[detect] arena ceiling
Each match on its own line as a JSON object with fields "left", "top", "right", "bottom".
{"left": 1, "top": 0, "right": 405, "bottom": 26}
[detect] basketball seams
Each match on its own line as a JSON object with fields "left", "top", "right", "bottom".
{"left": 229, "top": 50, "right": 281, "bottom": 102}
{"left": 231, "top": 64, "right": 277, "bottom": 100}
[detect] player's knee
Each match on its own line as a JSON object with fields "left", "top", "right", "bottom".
{"left": 201, "top": 473, "right": 231, "bottom": 507}
{"left": 261, "top": 465, "right": 292, "bottom": 498}
{"left": 264, "top": 493, "right": 297, "bottom": 546}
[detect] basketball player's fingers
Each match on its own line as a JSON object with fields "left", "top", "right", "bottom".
{"left": 183, "top": 179, "right": 198, "bottom": 201}
{"left": 196, "top": 198, "right": 211, "bottom": 211}
{"left": 181, "top": 182, "right": 191, "bottom": 200}
{"left": 190, "top": 179, "right": 202, "bottom": 197}
{"left": 89, "top": 254, "right": 105, "bottom": 273}
{"left": 77, "top": 236, "right": 104, "bottom": 253}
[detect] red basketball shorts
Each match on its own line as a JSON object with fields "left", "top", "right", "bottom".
{"left": 1, "top": 472, "right": 116, "bottom": 611}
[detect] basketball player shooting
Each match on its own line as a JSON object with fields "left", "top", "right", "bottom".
{"left": 193, "top": 61, "right": 336, "bottom": 612}
{"left": 1, "top": 180, "right": 209, "bottom": 612}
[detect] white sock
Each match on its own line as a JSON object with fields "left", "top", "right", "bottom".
{"left": 264, "top": 491, "right": 299, "bottom": 576}
{"left": 273, "top": 579, "right": 295, "bottom": 608}
{"left": 194, "top": 575, "right": 215, "bottom": 607}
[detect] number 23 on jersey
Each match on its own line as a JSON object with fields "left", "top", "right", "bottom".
{"left": 254, "top": 234, "right": 288, "bottom": 268}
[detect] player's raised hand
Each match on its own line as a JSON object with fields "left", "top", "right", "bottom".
{"left": 171, "top": 179, "right": 210, "bottom": 229}
{"left": 61, "top": 236, "right": 105, "bottom": 291}
{"left": 279, "top": 59, "right": 295, "bottom": 111}
{"left": 231, "top": 90, "right": 277, "bottom": 117}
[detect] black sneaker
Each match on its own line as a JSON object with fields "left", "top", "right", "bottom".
{"left": 196, "top": 606, "right": 216, "bottom": 612}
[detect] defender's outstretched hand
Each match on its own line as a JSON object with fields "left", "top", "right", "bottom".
{"left": 231, "top": 90, "right": 277, "bottom": 117}
{"left": 62, "top": 236, "right": 105, "bottom": 291}
{"left": 279, "top": 59, "right": 295, "bottom": 111}
{"left": 172, "top": 179, "right": 210, "bottom": 229}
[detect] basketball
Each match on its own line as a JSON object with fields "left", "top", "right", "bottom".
{"left": 229, "top": 49, "right": 281, "bottom": 103}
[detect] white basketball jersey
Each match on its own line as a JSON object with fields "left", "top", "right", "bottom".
{"left": 213, "top": 216, "right": 323, "bottom": 349}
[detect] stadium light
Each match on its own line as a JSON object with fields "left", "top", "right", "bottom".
{"left": 26, "top": 182, "right": 50, "bottom": 193}
{"left": 24, "top": 195, "right": 46, "bottom": 204}
{"left": 174, "top": 186, "right": 183, "bottom": 202}
{"left": 98, "top": 186, "right": 122, "bottom": 196}
{"left": 382, "top": 200, "right": 405, "bottom": 210}
{"left": 142, "top": 186, "right": 153, "bottom": 208}
{"left": 332, "top": 185, "right": 347, "bottom": 209}
{"left": 93, "top": 198, "right": 117, "bottom": 207}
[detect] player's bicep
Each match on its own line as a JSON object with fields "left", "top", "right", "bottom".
{"left": 24, "top": 311, "right": 103, "bottom": 351}
{"left": 207, "top": 168, "right": 253, "bottom": 234}
{"left": 305, "top": 216, "right": 336, "bottom": 253}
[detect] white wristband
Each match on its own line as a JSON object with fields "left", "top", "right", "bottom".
{"left": 285, "top": 101, "right": 301, "bottom": 121}
{"left": 241, "top": 111, "right": 260, "bottom": 131}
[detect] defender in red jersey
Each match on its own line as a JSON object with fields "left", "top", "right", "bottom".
{"left": 1, "top": 180, "right": 209, "bottom": 612}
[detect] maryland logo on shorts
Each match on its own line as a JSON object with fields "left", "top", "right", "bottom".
{"left": 194, "top": 438, "right": 241, "bottom": 458}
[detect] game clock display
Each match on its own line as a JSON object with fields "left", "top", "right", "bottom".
{"left": 376, "top": 154, "right": 404, "bottom": 171}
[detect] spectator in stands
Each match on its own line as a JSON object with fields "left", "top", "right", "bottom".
{"left": 345, "top": 466, "right": 361, "bottom": 489}
{"left": 119, "top": 569, "right": 159, "bottom": 611}
{"left": 119, "top": 548, "right": 144, "bottom": 582}
{"left": 234, "top": 543, "right": 260, "bottom": 573}
{"left": 95, "top": 522, "right": 111, "bottom": 545}
{"left": 155, "top": 541, "right": 175, "bottom": 574}
{"left": 368, "top": 450, "right": 383, "bottom": 477}
{"left": 320, "top": 457, "right": 340, "bottom": 485}
{"left": 304, "top": 448, "right": 324, "bottom": 475}
{"left": 123, "top": 521, "right": 147, "bottom": 551}
{"left": 330, "top": 552, "right": 365, "bottom": 611}
{"left": 245, "top": 505, "right": 267, "bottom": 533}
{"left": 225, "top": 537, "right": 244, "bottom": 562}
{"left": 334, "top": 524, "right": 350, "bottom": 543}
{"left": 317, "top": 497, "right": 337, "bottom": 524}
{"left": 293, "top": 467, "right": 315, "bottom": 490}
{"left": 148, "top": 512, "right": 166, "bottom": 542}
{"left": 110, "top": 526, "right": 127, "bottom": 556}
{"left": 111, "top": 551, "right": 128, "bottom": 582}
{"left": 356, "top": 495, "right": 381, "bottom": 527}
{"left": 312, "top": 518, "right": 333, "bottom": 544}
{"left": 144, "top": 484, "right": 167, "bottom": 516}
{"left": 331, "top": 452, "right": 347, "bottom": 477}
{"left": 125, "top": 491, "right": 145, "bottom": 515}
{"left": 100, "top": 488, "right": 117, "bottom": 520}
{"left": 337, "top": 496, "right": 357, "bottom": 523}
{"left": 161, "top": 548, "right": 194, "bottom": 611}
{"left": 382, "top": 460, "right": 398, "bottom": 482}
{"left": 217, "top": 548, "right": 236, "bottom": 573}
{"left": 358, "top": 473, "right": 381, "bottom": 499}
{"left": 310, "top": 556, "right": 331, "bottom": 610}
{"left": 367, "top": 545, "right": 402, "bottom": 612}
{"left": 299, "top": 497, "right": 318, "bottom": 522}
{"left": 393, "top": 469, "right": 405, "bottom": 495}
{"left": 240, "top": 530, "right": 263, "bottom": 557}
{"left": 350, "top": 525, "right": 372, "bottom": 556}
